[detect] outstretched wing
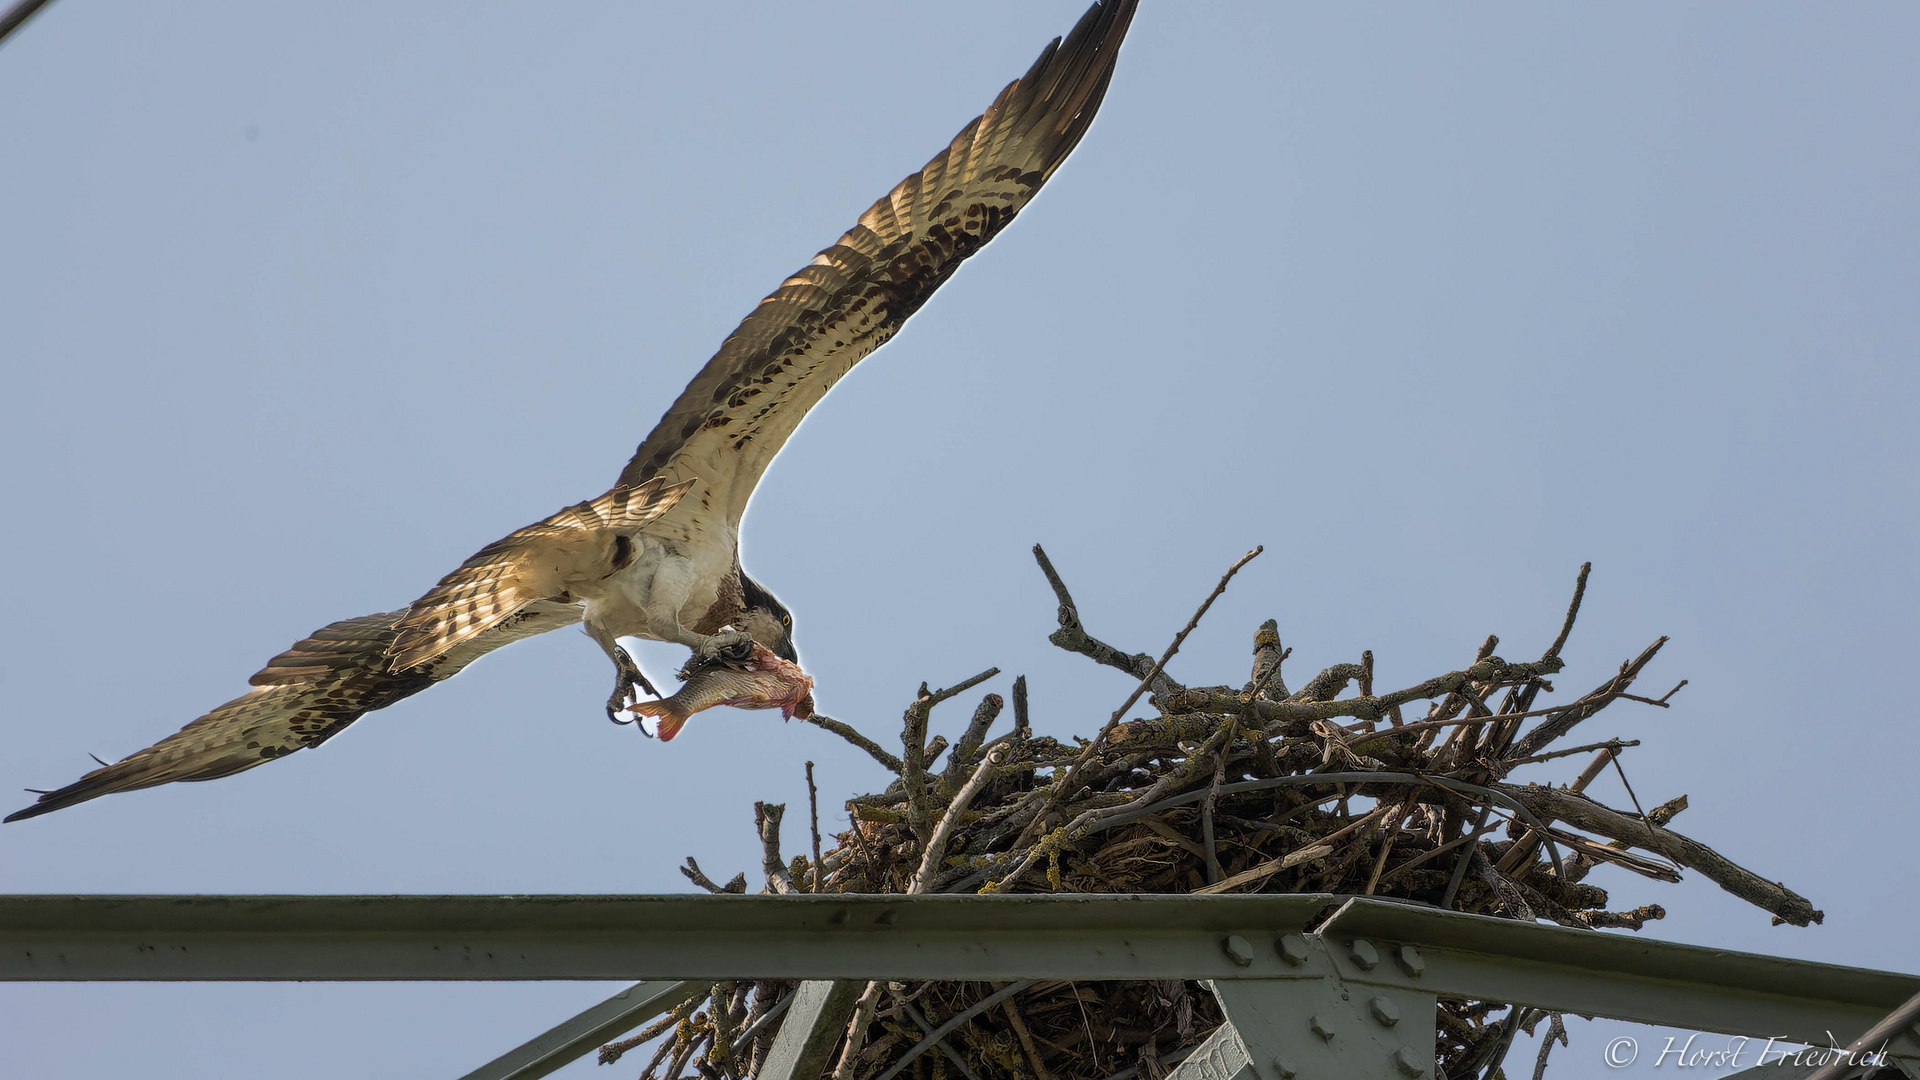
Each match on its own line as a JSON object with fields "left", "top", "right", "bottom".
{"left": 616, "top": 0, "right": 1137, "bottom": 536}
{"left": 5, "top": 603, "right": 580, "bottom": 822}
{"left": 386, "top": 477, "right": 691, "bottom": 672}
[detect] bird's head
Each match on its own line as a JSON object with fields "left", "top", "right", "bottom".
{"left": 738, "top": 572, "right": 797, "bottom": 663}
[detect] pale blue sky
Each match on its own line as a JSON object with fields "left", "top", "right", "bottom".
{"left": 2, "top": 3, "right": 1916, "bottom": 1078}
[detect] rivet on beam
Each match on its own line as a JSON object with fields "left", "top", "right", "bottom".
{"left": 1349, "top": 938, "right": 1380, "bottom": 970}
{"left": 1395, "top": 944, "right": 1426, "bottom": 977}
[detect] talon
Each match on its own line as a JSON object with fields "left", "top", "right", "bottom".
{"left": 607, "top": 645, "right": 659, "bottom": 724}
{"left": 696, "top": 629, "right": 755, "bottom": 664}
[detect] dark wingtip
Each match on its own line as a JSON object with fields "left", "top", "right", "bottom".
{"left": 5, "top": 799, "right": 58, "bottom": 823}
{"left": 7, "top": 774, "right": 126, "bottom": 822}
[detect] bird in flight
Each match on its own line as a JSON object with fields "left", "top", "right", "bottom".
{"left": 8, "top": 0, "right": 1138, "bottom": 823}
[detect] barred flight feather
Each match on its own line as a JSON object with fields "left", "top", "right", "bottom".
{"left": 615, "top": 0, "right": 1136, "bottom": 534}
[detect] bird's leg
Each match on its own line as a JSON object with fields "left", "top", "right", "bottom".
{"left": 607, "top": 645, "right": 662, "bottom": 722}
{"left": 588, "top": 623, "right": 660, "bottom": 723}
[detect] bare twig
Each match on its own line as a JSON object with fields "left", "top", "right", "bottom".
{"left": 1033, "top": 544, "right": 1182, "bottom": 696}
{"left": 1164, "top": 653, "right": 1567, "bottom": 730}
{"left": 904, "top": 669, "right": 1001, "bottom": 842}
{"left": 944, "top": 693, "right": 1006, "bottom": 785}
{"left": 1247, "top": 619, "right": 1289, "bottom": 700}
{"left": 1001, "top": 994, "right": 1056, "bottom": 1080}
{"left": 598, "top": 1000, "right": 695, "bottom": 1064}
{"left": 706, "top": 981, "right": 739, "bottom": 1073}
{"left": 1192, "top": 803, "right": 1389, "bottom": 895}
{"left": 1502, "top": 737, "right": 1641, "bottom": 769}
{"left": 1376, "top": 822, "right": 1503, "bottom": 887}
{"left": 1201, "top": 718, "right": 1236, "bottom": 884}
{"left": 679, "top": 857, "right": 747, "bottom": 895}
{"left": 754, "top": 802, "right": 795, "bottom": 895}
{"left": 1017, "top": 547, "right": 1262, "bottom": 847}
{"left": 1497, "top": 745, "right": 1618, "bottom": 876}
{"left": 1531, "top": 1013, "right": 1569, "bottom": 1080}
{"left": 830, "top": 981, "right": 884, "bottom": 1080}
{"left": 1547, "top": 562, "right": 1592, "bottom": 660}
{"left": 903, "top": 1003, "right": 984, "bottom": 1080}
{"left": 913, "top": 745, "right": 1008, "bottom": 894}
{"left": 1499, "top": 783, "right": 1823, "bottom": 926}
{"left": 1508, "top": 638, "right": 1669, "bottom": 760}
{"left": 806, "top": 713, "right": 904, "bottom": 773}
{"left": 876, "top": 982, "right": 1034, "bottom": 1080}
{"left": 806, "top": 762, "right": 824, "bottom": 894}
{"left": 1473, "top": 847, "right": 1537, "bottom": 921}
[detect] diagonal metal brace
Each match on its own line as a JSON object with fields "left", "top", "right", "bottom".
{"left": 457, "top": 980, "right": 701, "bottom": 1080}
{"left": 759, "top": 979, "right": 864, "bottom": 1080}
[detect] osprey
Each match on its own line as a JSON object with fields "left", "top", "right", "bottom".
{"left": 8, "top": 0, "right": 1137, "bottom": 823}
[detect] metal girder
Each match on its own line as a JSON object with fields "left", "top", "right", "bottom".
{"left": 456, "top": 980, "right": 700, "bottom": 1080}
{"left": 7, "top": 891, "right": 1920, "bottom": 1079}
{"left": 0, "top": 892, "right": 1336, "bottom": 982}
{"left": 758, "top": 980, "right": 862, "bottom": 1080}
{"left": 1315, "top": 899, "right": 1920, "bottom": 1057}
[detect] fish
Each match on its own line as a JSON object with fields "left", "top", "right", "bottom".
{"left": 626, "top": 642, "right": 815, "bottom": 741}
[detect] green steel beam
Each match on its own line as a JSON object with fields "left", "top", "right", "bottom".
{"left": 455, "top": 980, "right": 700, "bottom": 1080}
{"left": 0, "top": 892, "right": 1338, "bottom": 982}
{"left": 1316, "top": 899, "right": 1920, "bottom": 1056}
{"left": 5, "top": 891, "right": 1918, "bottom": 1073}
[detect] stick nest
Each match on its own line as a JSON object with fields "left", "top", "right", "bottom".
{"left": 608, "top": 549, "right": 1821, "bottom": 1080}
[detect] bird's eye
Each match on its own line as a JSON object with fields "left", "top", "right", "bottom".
{"left": 781, "top": 613, "right": 791, "bottom": 628}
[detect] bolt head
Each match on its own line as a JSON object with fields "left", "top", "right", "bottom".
{"left": 1393, "top": 1047, "right": 1428, "bottom": 1077}
{"left": 1368, "top": 996, "right": 1401, "bottom": 1026}
{"left": 1271, "top": 1056, "right": 1298, "bottom": 1079}
{"left": 1348, "top": 938, "right": 1380, "bottom": 970}
{"left": 1308, "top": 1013, "right": 1337, "bottom": 1041}
{"left": 1222, "top": 934, "right": 1255, "bottom": 967}
{"left": 1276, "top": 934, "right": 1311, "bottom": 966}
{"left": 1395, "top": 944, "right": 1426, "bottom": 977}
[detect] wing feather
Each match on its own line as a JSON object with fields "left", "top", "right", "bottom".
{"left": 6, "top": 604, "right": 581, "bottom": 822}
{"left": 615, "top": 0, "right": 1137, "bottom": 532}
{"left": 386, "top": 477, "right": 690, "bottom": 672}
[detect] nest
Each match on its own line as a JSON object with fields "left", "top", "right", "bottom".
{"left": 604, "top": 548, "right": 1821, "bottom": 1080}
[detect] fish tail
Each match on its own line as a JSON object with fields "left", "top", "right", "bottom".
{"left": 627, "top": 699, "right": 690, "bottom": 742}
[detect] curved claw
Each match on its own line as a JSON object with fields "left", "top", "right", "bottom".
{"left": 696, "top": 629, "right": 756, "bottom": 665}
{"left": 607, "top": 645, "right": 659, "bottom": 725}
